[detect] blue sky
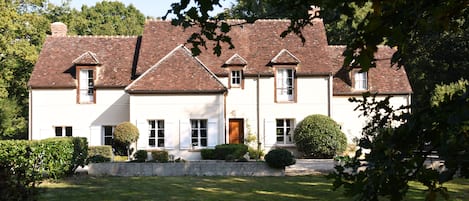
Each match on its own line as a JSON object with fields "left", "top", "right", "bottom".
{"left": 48, "top": 0, "right": 236, "bottom": 18}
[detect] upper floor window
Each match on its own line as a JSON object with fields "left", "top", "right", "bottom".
{"left": 149, "top": 120, "right": 164, "bottom": 148}
{"left": 276, "top": 68, "right": 295, "bottom": 102}
{"left": 55, "top": 126, "right": 72, "bottom": 137}
{"left": 79, "top": 69, "right": 95, "bottom": 103}
{"left": 354, "top": 71, "right": 368, "bottom": 90}
{"left": 103, "top": 126, "right": 115, "bottom": 145}
{"left": 230, "top": 70, "right": 242, "bottom": 88}
{"left": 276, "top": 119, "right": 294, "bottom": 144}
{"left": 191, "top": 119, "right": 207, "bottom": 147}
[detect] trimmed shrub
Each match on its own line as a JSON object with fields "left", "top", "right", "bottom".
{"left": 214, "top": 144, "right": 248, "bottom": 160}
{"left": 134, "top": 150, "right": 148, "bottom": 162}
{"left": 88, "top": 146, "right": 112, "bottom": 163}
{"left": 0, "top": 137, "right": 88, "bottom": 201}
{"left": 264, "top": 148, "right": 296, "bottom": 169}
{"left": 151, "top": 150, "right": 169, "bottom": 162}
{"left": 293, "top": 114, "right": 347, "bottom": 158}
{"left": 114, "top": 122, "right": 139, "bottom": 158}
{"left": 201, "top": 149, "right": 216, "bottom": 160}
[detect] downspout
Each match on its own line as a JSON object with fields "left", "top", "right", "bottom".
{"left": 224, "top": 91, "right": 227, "bottom": 144}
{"left": 28, "top": 87, "right": 32, "bottom": 140}
{"left": 256, "top": 73, "right": 261, "bottom": 159}
{"left": 328, "top": 73, "right": 333, "bottom": 117}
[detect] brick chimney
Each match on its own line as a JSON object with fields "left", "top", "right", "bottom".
{"left": 51, "top": 22, "right": 67, "bottom": 36}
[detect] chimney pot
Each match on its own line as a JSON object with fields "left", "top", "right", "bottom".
{"left": 51, "top": 22, "right": 67, "bottom": 36}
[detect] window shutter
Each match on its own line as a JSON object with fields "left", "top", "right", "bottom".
{"left": 136, "top": 120, "right": 148, "bottom": 149}
{"left": 164, "top": 120, "right": 177, "bottom": 149}
{"left": 264, "top": 118, "right": 276, "bottom": 146}
{"left": 89, "top": 126, "right": 100, "bottom": 145}
{"left": 207, "top": 119, "right": 218, "bottom": 148}
{"left": 179, "top": 120, "right": 191, "bottom": 149}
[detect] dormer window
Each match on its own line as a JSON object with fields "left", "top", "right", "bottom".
{"left": 354, "top": 71, "right": 368, "bottom": 90}
{"left": 79, "top": 69, "right": 95, "bottom": 103}
{"left": 230, "top": 70, "right": 243, "bottom": 88}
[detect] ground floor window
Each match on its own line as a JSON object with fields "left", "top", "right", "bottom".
{"left": 149, "top": 120, "right": 164, "bottom": 147}
{"left": 55, "top": 126, "right": 72, "bottom": 137}
{"left": 191, "top": 119, "right": 207, "bottom": 147}
{"left": 276, "top": 119, "right": 294, "bottom": 144}
{"left": 103, "top": 126, "right": 115, "bottom": 145}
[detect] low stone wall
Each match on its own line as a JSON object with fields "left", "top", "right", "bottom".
{"left": 88, "top": 161, "right": 285, "bottom": 176}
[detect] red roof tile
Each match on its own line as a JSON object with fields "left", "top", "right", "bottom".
{"left": 126, "top": 45, "right": 226, "bottom": 94}
{"left": 29, "top": 36, "right": 138, "bottom": 88}
{"left": 330, "top": 46, "right": 413, "bottom": 95}
{"left": 137, "top": 19, "right": 331, "bottom": 77}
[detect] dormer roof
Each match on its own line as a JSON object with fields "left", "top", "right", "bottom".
{"left": 224, "top": 54, "right": 247, "bottom": 66}
{"left": 271, "top": 49, "right": 301, "bottom": 64}
{"left": 72, "top": 51, "right": 100, "bottom": 65}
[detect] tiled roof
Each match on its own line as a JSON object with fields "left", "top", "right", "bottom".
{"left": 136, "top": 19, "right": 331, "bottom": 77}
{"left": 329, "top": 46, "right": 413, "bottom": 95}
{"left": 29, "top": 20, "right": 412, "bottom": 95}
{"left": 29, "top": 36, "right": 138, "bottom": 88}
{"left": 125, "top": 45, "right": 226, "bottom": 94}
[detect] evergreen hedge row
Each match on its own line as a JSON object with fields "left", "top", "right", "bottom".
{"left": 0, "top": 137, "right": 88, "bottom": 201}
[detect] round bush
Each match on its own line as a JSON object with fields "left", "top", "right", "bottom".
{"left": 293, "top": 114, "right": 347, "bottom": 158}
{"left": 134, "top": 150, "right": 147, "bottom": 162}
{"left": 114, "top": 122, "right": 139, "bottom": 146}
{"left": 264, "top": 149, "right": 296, "bottom": 169}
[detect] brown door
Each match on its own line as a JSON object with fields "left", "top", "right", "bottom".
{"left": 229, "top": 119, "right": 244, "bottom": 144}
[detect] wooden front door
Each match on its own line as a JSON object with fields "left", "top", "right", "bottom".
{"left": 229, "top": 119, "right": 244, "bottom": 144}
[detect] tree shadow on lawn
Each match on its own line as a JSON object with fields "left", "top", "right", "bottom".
{"left": 38, "top": 176, "right": 468, "bottom": 201}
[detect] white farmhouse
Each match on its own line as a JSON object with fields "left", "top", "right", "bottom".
{"left": 28, "top": 19, "right": 412, "bottom": 160}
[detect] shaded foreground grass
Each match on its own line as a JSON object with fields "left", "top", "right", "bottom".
{"left": 39, "top": 175, "right": 469, "bottom": 201}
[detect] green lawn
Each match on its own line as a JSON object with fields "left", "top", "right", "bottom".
{"left": 39, "top": 176, "right": 469, "bottom": 201}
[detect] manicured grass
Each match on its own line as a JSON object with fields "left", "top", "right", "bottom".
{"left": 39, "top": 176, "right": 469, "bottom": 201}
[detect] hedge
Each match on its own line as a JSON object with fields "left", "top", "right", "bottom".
{"left": 201, "top": 144, "right": 248, "bottom": 160}
{"left": 88, "top": 145, "right": 112, "bottom": 163}
{"left": 0, "top": 137, "right": 88, "bottom": 201}
{"left": 151, "top": 150, "right": 169, "bottom": 162}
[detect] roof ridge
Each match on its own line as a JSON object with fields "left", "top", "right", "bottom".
{"left": 48, "top": 35, "right": 138, "bottom": 38}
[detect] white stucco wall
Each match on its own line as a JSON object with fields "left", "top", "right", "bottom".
{"left": 332, "top": 95, "right": 411, "bottom": 143}
{"left": 29, "top": 89, "right": 129, "bottom": 145}
{"left": 223, "top": 76, "right": 331, "bottom": 152}
{"left": 129, "top": 94, "right": 224, "bottom": 160}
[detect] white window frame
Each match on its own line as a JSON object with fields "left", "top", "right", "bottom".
{"left": 354, "top": 71, "right": 368, "bottom": 90}
{"left": 276, "top": 68, "right": 295, "bottom": 102}
{"left": 276, "top": 119, "right": 294, "bottom": 144}
{"left": 148, "top": 120, "right": 164, "bottom": 148}
{"left": 55, "top": 126, "right": 72, "bottom": 137}
{"left": 102, "top": 125, "right": 115, "bottom": 146}
{"left": 79, "top": 69, "right": 94, "bottom": 103}
{"left": 230, "top": 70, "right": 242, "bottom": 87}
{"left": 191, "top": 119, "right": 208, "bottom": 148}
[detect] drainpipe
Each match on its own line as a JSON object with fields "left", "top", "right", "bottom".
{"left": 28, "top": 87, "right": 32, "bottom": 140}
{"left": 328, "top": 73, "right": 333, "bottom": 117}
{"left": 224, "top": 91, "right": 227, "bottom": 144}
{"left": 256, "top": 73, "right": 261, "bottom": 159}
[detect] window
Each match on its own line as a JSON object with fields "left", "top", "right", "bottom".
{"left": 276, "top": 69, "right": 295, "bottom": 102}
{"left": 103, "top": 126, "right": 115, "bottom": 145}
{"left": 230, "top": 70, "right": 242, "bottom": 87}
{"left": 354, "top": 71, "right": 368, "bottom": 90}
{"left": 149, "top": 120, "right": 164, "bottom": 147}
{"left": 276, "top": 119, "right": 294, "bottom": 144}
{"left": 191, "top": 119, "right": 207, "bottom": 147}
{"left": 55, "top": 126, "right": 72, "bottom": 137}
{"left": 79, "top": 69, "right": 94, "bottom": 103}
